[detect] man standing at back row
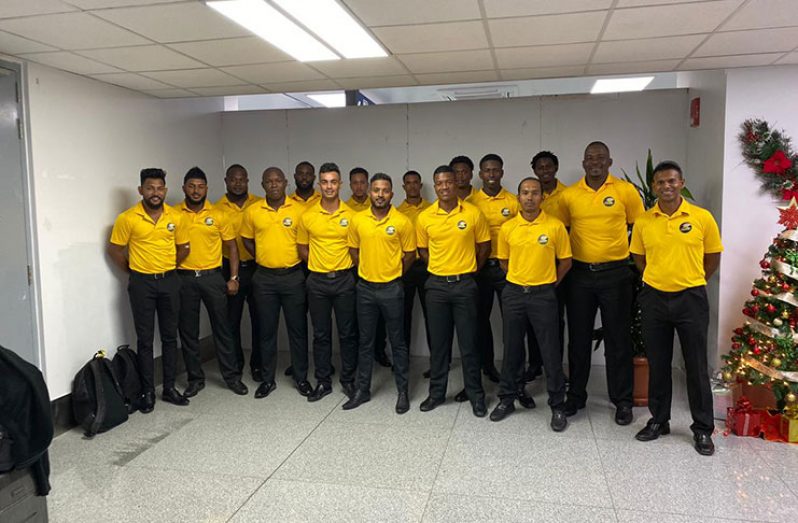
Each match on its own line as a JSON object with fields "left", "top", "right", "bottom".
{"left": 558, "top": 142, "right": 644, "bottom": 425}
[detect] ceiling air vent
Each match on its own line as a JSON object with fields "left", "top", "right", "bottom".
{"left": 437, "top": 85, "right": 519, "bottom": 101}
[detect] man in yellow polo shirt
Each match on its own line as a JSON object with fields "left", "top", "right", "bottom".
{"left": 491, "top": 177, "right": 572, "bottom": 432}
{"left": 215, "top": 163, "right": 264, "bottom": 382}
{"left": 108, "top": 168, "right": 190, "bottom": 413}
{"left": 288, "top": 161, "right": 321, "bottom": 212}
{"left": 346, "top": 167, "right": 370, "bottom": 212}
{"left": 630, "top": 161, "right": 722, "bottom": 456}
{"left": 417, "top": 165, "right": 491, "bottom": 417}
{"left": 241, "top": 167, "right": 311, "bottom": 399}
{"left": 177, "top": 167, "right": 248, "bottom": 398}
{"left": 558, "top": 141, "right": 644, "bottom": 425}
{"left": 344, "top": 173, "right": 416, "bottom": 413}
{"left": 297, "top": 162, "right": 358, "bottom": 402}
{"left": 450, "top": 155, "right": 478, "bottom": 202}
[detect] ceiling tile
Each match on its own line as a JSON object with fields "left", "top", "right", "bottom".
{"left": 0, "top": 12, "right": 149, "bottom": 49}
{"left": 262, "top": 80, "right": 344, "bottom": 92}
{"left": 0, "top": 30, "right": 57, "bottom": 54}
{"left": 142, "top": 88, "right": 196, "bottom": 98}
{"left": 681, "top": 53, "right": 783, "bottom": 70}
{"left": 342, "top": 0, "right": 481, "bottom": 26}
{"left": 414, "top": 70, "right": 500, "bottom": 85}
{"left": 495, "top": 43, "right": 594, "bottom": 69}
{"left": 693, "top": 27, "right": 798, "bottom": 57}
{"left": 593, "top": 35, "right": 706, "bottom": 63}
{"left": 604, "top": 1, "right": 743, "bottom": 40}
{"left": 67, "top": 0, "right": 178, "bottom": 7}
{"left": 78, "top": 45, "right": 205, "bottom": 71}
{"left": 489, "top": 12, "right": 606, "bottom": 47}
{"left": 500, "top": 65, "right": 586, "bottom": 80}
{"left": 221, "top": 62, "right": 325, "bottom": 84}
{"left": 586, "top": 59, "right": 681, "bottom": 74}
{"left": 90, "top": 72, "right": 174, "bottom": 90}
{"left": 335, "top": 75, "right": 417, "bottom": 89}
{"left": 372, "top": 21, "right": 488, "bottom": 54}
{"left": 190, "top": 85, "right": 267, "bottom": 97}
{"left": 776, "top": 51, "right": 798, "bottom": 64}
{"left": 308, "top": 57, "right": 408, "bottom": 78}
{"left": 168, "top": 37, "right": 291, "bottom": 67}
{"left": 21, "top": 51, "right": 121, "bottom": 74}
{"left": 142, "top": 68, "right": 244, "bottom": 88}
{"left": 723, "top": 0, "right": 798, "bottom": 30}
{"left": 91, "top": 3, "right": 250, "bottom": 43}
{"left": 0, "top": 0, "right": 76, "bottom": 18}
{"left": 398, "top": 50, "right": 494, "bottom": 74}
{"left": 484, "top": 0, "right": 612, "bottom": 17}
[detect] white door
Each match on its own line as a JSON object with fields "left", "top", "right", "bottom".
{"left": 0, "top": 64, "right": 37, "bottom": 366}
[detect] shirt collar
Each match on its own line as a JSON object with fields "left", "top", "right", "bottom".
{"left": 179, "top": 199, "right": 212, "bottom": 213}
{"left": 262, "top": 198, "right": 294, "bottom": 212}
{"left": 653, "top": 198, "right": 690, "bottom": 217}
{"left": 516, "top": 209, "right": 547, "bottom": 226}
{"left": 434, "top": 200, "right": 464, "bottom": 215}
{"left": 367, "top": 206, "right": 395, "bottom": 224}
{"left": 578, "top": 173, "right": 617, "bottom": 192}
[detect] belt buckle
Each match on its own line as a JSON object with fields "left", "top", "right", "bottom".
{"left": 587, "top": 263, "right": 599, "bottom": 272}
{"left": 154, "top": 272, "right": 166, "bottom": 280}
{"left": 522, "top": 286, "right": 533, "bottom": 294}
{"left": 194, "top": 270, "right": 202, "bottom": 278}
{"left": 325, "top": 271, "right": 337, "bottom": 279}
{"left": 445, "top": 275, "right": 460, "bottom": 283}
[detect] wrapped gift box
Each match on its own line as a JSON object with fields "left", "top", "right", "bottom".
{"left": 780, "top": 405, "right": 798, "bottom": 443}
{"left": 726, "top": 397, "right": 763, "bottom": 437}
{"left": 712, "top": 383, "right": 734, "bottom": 421}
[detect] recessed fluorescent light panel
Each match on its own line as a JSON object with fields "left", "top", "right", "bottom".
{"left": 308, "top": 92, "right": 346, "bottom": 107}
{"left": 207, "top": 0, "right": 338, "bottom": 62}
{"left": 274, "top": 0, "right": 387, "bottom": 59}
{"left": 591, "top": 76, "right": 654, "bottom": 94}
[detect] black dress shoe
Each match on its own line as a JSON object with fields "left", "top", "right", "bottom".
{"left": 635, "top": 421, "right": 670, "bottom": 441}
{"left": 472, "top": 399, "right": 488, "bottom": 418}
{"left": 227, "top": 381, "right": 249, "bottom": 396}
{"left": 419, "top": 396, "right": 445, "bottom": 412}
{"left": 284, "top": 366, "right": 293, "bottom": 377}
{"left": 252, "top": 368, "right": 264, "bottom": 382}
{"left": 694, "top": 433, "right": 715, "bottom": 456}
{"left": 483, "top": 367, "right": 501, "bottom": 383}
{"left": 296, "top": 380, "right": 313, "bottom": 397}
{"left": 489, "top": 400, "right": 515, "bottom": 422}
{"left": 523, "top": 366, "right": 542, "bottom": 383}
{"left": 341, "top": 381, "right": 356, "bottom": 399}
{"left": 454, "top": 389, "right": 468, "bottom": 402}
{"left": 139, "top": 391, "right": 155, "bottom": 414}
{"left": 308, "top": 383, "right": 332, "bottom": 402}
{"left": 254, "top": 381, "right": 276, "bottom": 399}
{"left": 550, "top": 410, "right": 568, "bottom": 432}
{"left": 518, "top": 391, "right": 536, "bottom": 409}
{"left": 395, "top": 391, "right": 410, "bottom": 414}
{"left": 422, "top": 368, "right": 431, "bottom": 379}
{"left": 375, "top": 352, "right": 392, "bottom": 368}
{"left": 342, "top": 390, "right": 371, "bottom": 410}
{"left": 183, "top": 381, "right": 205, "bottom": 398}
{"left": 162, "top": 387, "right": 190, "bottom": 406}
{"left": 615, "top": 405, "right": 634, "bottom": 426}
{"left": 563, "top": 399, "right": 586, "bottom": 417}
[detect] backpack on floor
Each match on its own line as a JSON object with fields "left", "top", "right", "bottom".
{"left": 111, "top": 345, "right": 141, "bottom": 414}
{"left": 72, "top": 351, "right": 128, "bottom": 438}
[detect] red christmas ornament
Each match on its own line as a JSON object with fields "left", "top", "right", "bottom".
{"left": 778, "top": 198, "right": 798, "bottom": 228}
{"left": 751, "top": 288, "right": 760, "bottom": 296}
{"left": 782, "top": 282, "right": 791, "bottom": 291}
{"left": 743, "top": 307, "right": 753, "bottom": 316}
{"left": 754, "top": 347, "right": 762, "bottom": 355}
{"left": 747, "top": 336, "right": 756, "bottom": 346}
{"left": 760, "top": 259, "right": 771, "bottom": 269}
{"left": 766, "top": 304, "right": 777, "bottom": 314}
{"left": 751, "top": 305, "right": 760, "bottom": 313}
{"left": 763, "top": 149, "right": 792, "bottom": 175}
{"left": 732, "top": 342, "right": 741, "bottom": 349}
{"left": 734, "top": 327, "right": 744, "bottom": 335}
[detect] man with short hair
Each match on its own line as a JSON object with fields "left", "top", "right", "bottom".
{"left": 289, "top": 161, "right": 321, "bottom": 212}
{"left": 108, "top": 168, "right": 190, "bottom": 412}
{"left": 344, "top": 173, "right": 415, "bottom": 413}
{"left": 176, "top": 167, "right": 248, "bottom": 398}
{"left": 297, "top": 162, "right": 358, "bottom": 402}
{"left": 416, "top": 166, "right": 491, "bottom": 417}
{"left": 630, "top": 161, "right": 722, "bottom": 456}
{"left": 450, "top": 155, "right": 478, "bottom": 202}
{"left": 346, "top": 167, "right": 370, "bottom": 212}
{"left": 558, "top": 141, "right": 645, "bottom": 425}
{"left": 241, "top": 167, "right": 311, "bottom": 399}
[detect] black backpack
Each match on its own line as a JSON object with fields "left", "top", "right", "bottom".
{"left": 71, "top": 351, "right": 128, "bottom": 438}
{"left": 111, "top": 345, "right": 141, "bottom": 413}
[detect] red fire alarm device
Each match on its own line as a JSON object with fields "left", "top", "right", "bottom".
{"left": 690, "top": 97, "right": 700, "bottom": 127}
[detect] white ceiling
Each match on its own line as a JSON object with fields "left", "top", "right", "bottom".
{"left": 0, "top": 0, "right": 796, "bottom": 99}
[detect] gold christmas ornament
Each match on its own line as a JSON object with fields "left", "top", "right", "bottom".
{"left": 783, "top": 311, "right": 791, "bottom": 319}
{"left": 723, "top": 371, "right": 733, "bottom": 381}
{"left": 786, "top": 392, "right": 798, "bottom": 403}
{"left": 772, "top": 358, "right": 783, "bottom": 368}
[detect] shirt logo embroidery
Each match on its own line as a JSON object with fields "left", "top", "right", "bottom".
{"left": 501, "top": 207, "right": 511, "bottom": 217}
{"left": 538, "top": 234, "right": 549, "bottom": 245}
{"left": 167, "top": 223, "right": 176, "bottom": 232}
{"left": 204, "top": 217, "right": 214, "bottom": 226}
{"left": 456, "top": 220, "right": 467, "bottom": 230}
{"left": 339, "top": 218, "right": 349, "bottom": 227}
{"left": 679, "top": 222, "right": 693, "bottom": 233}
{"left": 386, "top": 225, "right": 396, "bottom": 235}
{"left": 282, "top": 217, "right": 293, "bottom": 227}
{"left": 603, "top": 196, "right": 615, "bottom": 207}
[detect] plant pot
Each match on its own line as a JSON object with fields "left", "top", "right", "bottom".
{"left": 633, "top": 356, "right": 649, "bottom": 407}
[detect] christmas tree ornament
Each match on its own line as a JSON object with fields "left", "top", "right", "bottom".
{"left": 772, "top": 358, "right": 783, "bottom": 368}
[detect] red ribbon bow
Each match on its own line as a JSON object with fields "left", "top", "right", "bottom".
{"left": 735, "top": 396, "right": 753, "bottom": 413}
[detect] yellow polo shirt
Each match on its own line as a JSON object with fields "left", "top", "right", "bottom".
{"left": 288, "top": 191, "right": 321, "bottom": 213}
{"left": 416, "top": 200, "right": 490, "bottom": 276}
{"left": 463, "top": 186, "right": 478, "bottom": 203}
{"left": 215, "top": 193, "right": 262, "bottom": 262}
{"left": 348, "top": 206, "right": 416, "bottom": 283}
{"left": 177, "top": 201, "right": 235, "bottom": 271}
{"left": 240, "top": 199, "right": 304, "bottom": 269}
{"left": 497, "top": 211, "right": 572, "bottom": 287}
{"left": 297, "top": 201, "right": 355, "bottom": 273}
{"left": 541, "top": 180, "right": 567, "bottom": 222}
{"left": 558, "top": 174, "right": 644, "bottom": 263}
{"left": 110, "top": 202, "right": 186, "bottom": 274}
{"left": 630, "top": 199, "right": 723, "bottom": 292}
{"left": 345, "top": 197, "right": 370, "bottom": 213}
{"left": 470, "top": 187, "right": 520, "bottom": 258}
{"left": 396, "top": 198, "right": 432, "bottom": 224}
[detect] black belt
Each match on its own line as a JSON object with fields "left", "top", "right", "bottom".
{"left": 485, "top": 259, "right": 501, "bottom": 267}
{"left": 177, "top": 268, "right": 221, "bottom": 277}
{"left": 572, "top": 259, "right": 629, "bottom": 272}
{"left": 311, "top": 269, "right": 353, "bottom": 279}
{"left": 507, "top": 282, "right": 555, "bottom": 294}
{"left": 131, "top": 270, "right": 175, "bottom": 280}
{"left": 429, "top": 273, "right": 473, "bottom": 283}
{"left": 257, "top": 264, "right": 302, "bottom": 276}
{"left": 358, "top": 278, "right": 400, "bottom": 288}
{"left": 223, "top": 258, "right": 254, "bottom": 268}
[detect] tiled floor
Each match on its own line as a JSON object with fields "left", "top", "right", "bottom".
{"left": 48, "top": 353, "right": 798, "bottom": 522}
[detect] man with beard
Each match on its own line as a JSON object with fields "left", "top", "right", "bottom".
{"left": 215, "top": 164, "right": 264, "bottom": 381}
{"left": 108, "top": 168, "right": 190, "bottom": 412}
{"left": 416, "top": 165, "right": 490, "bottom": 417}
{"left": 288, "top": 161, "right": 321, "bottom": 212}
{"left": 450, "top": 155, "right": 478, "bottom": 202}
{"left": 344, "top": 173, "right": 415, "bottom": 413}
{"left": 241, "top": 167, "right": 311, "bottom": 399}
{"left": 346, "top": 167, "right": 370, "bottom": 212}
{"left": 176, "top": 167, "right": 248, "bottom": 397}
{"left": 297, "top": 163, "right": 358, "bottom": 402}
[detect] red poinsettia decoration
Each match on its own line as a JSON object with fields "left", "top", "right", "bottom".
{"left": 763, "top": 150, "right": 792, "bottom": 175}
{"left": 778, "top": 198, "right": 798, "bottom": 229}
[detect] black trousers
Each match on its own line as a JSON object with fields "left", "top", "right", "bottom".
{"left": 222, "top": 259, "right": 260, "bottom": 374}
{"left": 498, "top": 283, "right": 566, "bottom": 410}
{"left": 402, "top": 259, "right": 432, "bottom": 352}
{"left": 306, "top": 270, "right": 358, "bottom": 386}
{"left": 355, "top": 280, "right": 409, "bottom": 393}
{"left": 128, "top": 271, "right": 180, "bottom": 392}
{"left": 525, "top": 273, "right": 567, "bottom": 365}
{"left": 639, "top": 285, "right": 714, "bottom": 435}
{"left": 251, "top": 265, "right": 308, "bottom": 384}
{"left": 424, "top": 275, "right": 484, "bottom": 403}
{"left": 177, "top": 270, "right": 241, "bottom": 386}
{"left": 565, "top": 265, "right": 634, "bottom": 408}
{"left": 353, "top": 274, "right": 387, "bottom": 357}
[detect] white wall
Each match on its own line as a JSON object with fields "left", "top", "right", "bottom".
{"left": 26, "top": 63, "right": 224, "bottom": 398}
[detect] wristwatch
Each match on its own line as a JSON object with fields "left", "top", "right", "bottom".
{"left": 229, "top": 275, "right": 239, "bottom": 282}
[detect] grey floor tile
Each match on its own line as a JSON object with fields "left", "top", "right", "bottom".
{"left": 230, "top": 478, "right": 427, "bottom": 522}
{"left": 616, "top": 509, "right": 757, "bottom": 522}
{"left": 432, "top": 431, "right": 612, "bottom": 507}
{"left": 756, "top": 445, "right": 798, "bottom": 496}
{"left": 272, "top": 421, "right": 450, "bottom": 491}
{"left": 422, "top": 493, "right": 617, "bottom": 522}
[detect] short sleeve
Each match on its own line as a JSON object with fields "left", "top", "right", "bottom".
{"left": 557, "top": 193, "right": 571, "bottom": 227}
{"left": 624, "top": 184, "right": 645, "bottom": 224}
{"left": 347, "top": 216, "right": 360, "bottom": 249}
{"left": 553, "top": 222, "right": 572, "bottom": 259}
{"left": 496, "top": 223, "right": 510, "bottom": 260}
{"left": 218, "top": 211, "right": 235, "bottom": 242}
{"left": 109, "top": 213, "right": 131, "bottom": 246}
{"left": 400, "top": 216, "right": 416, "bottom": 252}
{"left": 175, "top": 213, "right": 190, "bottom": 245}
{"left": 239, "top": 207, "right": 255, "bottom": 239}
{"left": 474, "top": 209, "right": 491, "bottom": 243}
{"left": 702, "top": 212, "right": 723, "bottom": 253}
{"left": 629, "top": 220, "right": 645, "bottom": 255}
{"left": 416, "top": 214, "right": 428, "bottom": 248}
{"left": 296, "top": 213, "right": 310, "bottom": 245}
